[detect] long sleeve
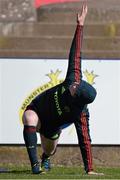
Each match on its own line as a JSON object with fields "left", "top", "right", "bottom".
{"left": 65, "top": 24, "right": 83, "bottom": 85}
{"left": 74, "top": 108, "right": 93, "bottom": 173}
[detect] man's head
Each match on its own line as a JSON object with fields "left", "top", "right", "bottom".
{"left": 69, "top": 80, "right": 97, "bottom": 105}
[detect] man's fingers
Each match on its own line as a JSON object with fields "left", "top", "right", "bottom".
{"left": 82, "top": 4, "right": 88, "bottom": 15}
{"left": 77, "top": 3, "right": 88, "bottom": 25}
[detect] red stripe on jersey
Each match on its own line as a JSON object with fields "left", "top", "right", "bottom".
{"left": 81, "top": 112, "right": 93, "bottom": 172}
{"left": 74, "top": 25, "right": 82, "bottom": 83}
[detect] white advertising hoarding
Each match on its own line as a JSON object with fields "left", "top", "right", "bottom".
{"left": 0, "top": 58, "right": 120, "bottom": 144}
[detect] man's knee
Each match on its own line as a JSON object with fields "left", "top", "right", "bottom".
{"left": 22, "top": 110, "right": 39, "bottom": 126}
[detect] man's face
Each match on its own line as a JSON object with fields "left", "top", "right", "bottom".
{"left": 69, "top": 82, "right": 79, "bottom": 97}
{"left": 69, "top": 81, "right": 97, "bottom": 105}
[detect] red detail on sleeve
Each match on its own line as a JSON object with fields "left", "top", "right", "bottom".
{"left": 74, "top": 25, "right": 83, "bottom": 82}
{"left": 81, "top": 112, "right": 93, "bottom": 172}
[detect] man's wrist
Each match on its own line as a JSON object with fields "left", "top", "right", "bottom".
{"left": 77, "top": 21, "right": 84, "bottom": 26}
{"left": 77, "top": 23, "right": 84, "bottom": 27}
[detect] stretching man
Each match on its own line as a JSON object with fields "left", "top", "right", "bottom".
{"left": 22, "top": 4, "right": 102, "bottom": 175}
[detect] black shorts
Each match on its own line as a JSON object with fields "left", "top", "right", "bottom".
{"left": 25, "top": 102, "right": 61, "bottom": 140}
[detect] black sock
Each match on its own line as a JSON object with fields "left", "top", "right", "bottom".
{"left": 23, "top": 125, "right": 38, "bottom": 166}
{"left": 42, "top": 153, "right": 50, "bottom": 160}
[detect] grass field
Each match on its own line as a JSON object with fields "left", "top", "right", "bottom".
{"left": 0, "top": 165, "right": 120, "bottom": 179}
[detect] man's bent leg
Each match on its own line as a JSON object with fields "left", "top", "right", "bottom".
{"left": 23, "top": 110, "right": 41, "bottom": 174}
{"left": 40, "top": 134, "right": 59, "bottom": 171}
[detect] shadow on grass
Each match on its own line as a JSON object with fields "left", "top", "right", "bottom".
{"left": 0, "top": 168, "right": 31, "bottom": 174}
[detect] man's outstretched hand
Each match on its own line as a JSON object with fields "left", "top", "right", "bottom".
{"left": 77, "top": 3, "right": 88, "bottom": 26}
{"left": 87, "top": 171, "right": 104, "bottom": 176}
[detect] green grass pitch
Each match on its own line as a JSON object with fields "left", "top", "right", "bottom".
{"left": 0, "top": 165, "right": 120, "bottom": 179}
